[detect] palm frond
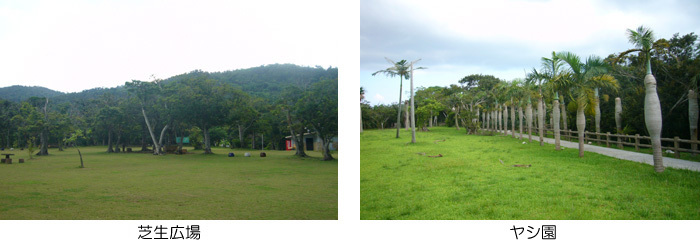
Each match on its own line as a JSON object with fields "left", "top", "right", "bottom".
{"left": 612, "top": 48, "right": 643, "bottom": 68}
{"left": 556, "top": 51, "right": 583, "bottom": 75}
{"left": 627, "top": 25, "right": 655, "bottom": 51}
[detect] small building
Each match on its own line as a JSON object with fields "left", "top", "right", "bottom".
{"left": 285, "top": 133, "right": 338, "bottom": 151}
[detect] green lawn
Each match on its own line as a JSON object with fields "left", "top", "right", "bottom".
{"left": 0, "top": 146, "right": 337, "bottom": 219}
{"left": 361, "top": 127, "right": 700, "bottom": 220}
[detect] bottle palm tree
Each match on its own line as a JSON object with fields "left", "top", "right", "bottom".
{"left": 532, "top": 52, "right": 568, "bottom": 149}
{"left": 558, "top": 52, "right": 619, "bottom": 157}
{"left": 616, "top": 26, "right": 664, "bottom": 172}
{"left": 527, "top": 70, "right": 546, "bottom": 146}
{"left": 372, "top": 58, "right": 410, "bottom": 138}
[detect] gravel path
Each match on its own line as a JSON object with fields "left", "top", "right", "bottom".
{"left": 508, "top": 131, "right": 700, "bottom": 172}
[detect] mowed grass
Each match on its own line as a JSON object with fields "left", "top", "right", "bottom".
{"left": 361, "top": 127, "right": 700, "bottom": 220}
{"left": 0, "top": 146, "right": 337, "bottom": 219}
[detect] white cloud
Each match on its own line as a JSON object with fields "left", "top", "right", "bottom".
{"left": 374, "top": 93, "right": 385, "bottom": 103}
{"left": 361, "top": 0, "right": 700, "bottom": 105}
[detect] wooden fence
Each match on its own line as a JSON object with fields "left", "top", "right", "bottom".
{"left": 485, "top": 126, "right": 700, "bottom": 158}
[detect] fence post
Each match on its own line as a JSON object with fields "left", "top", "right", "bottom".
{"left": 606, "top": 132, "right": 610, "bottom": 147}
{"left": 617, "top": 134, "right": 623, "bottom": 149}
{"left": 635, "top": 134, "right": 640, "bottom": 151}
{"left": 674, "top": 136, "right": 681, "bottom": 158}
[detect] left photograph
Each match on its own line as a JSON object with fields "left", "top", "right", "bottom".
{"left": 0, "top": 1, "right": 338, "bottom": 220}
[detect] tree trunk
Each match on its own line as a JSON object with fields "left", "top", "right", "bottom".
{"left": 644, "top": 74, "right": 664, "bottom": 172}
{"left": 594, "top": 88, "right": 601, "bottom": 145}
{"left": 322, "top": 137, "right": 333, "bottom": 160}
{"left": 59, "top": 135, "right": 65, "bottom": 151}
{"left": 202, "top": 125, "right": 212, "bottom": 154}
{"left": 157, "top": 124, "right": 169, "bottom": 155}
{"left": 238, "top": 124, "right": 246, "bottom": 149}
{"left": 553, "top": 99, "right": 561, "bottom": 150}
{"left": 688, "top": 90, "right": 698, "bottom": 156}
{"left": 511, "top": 103, "right": 515, "bottom": 138}
{"left": 396, "top": 76, "right": 403, "bottom": 138}
{"left": 486, "top": 111, "right": 490, "bottom": 132}
{"left": 106, "top": 128, "right": 114, "bottom": 153}
{"left": 410, "top": 64, "right": 416, "bottom": 143}
{"left": 615, "top": 97, "right": 623, "bottom": 149}
{"left": 526, "top": 102, "right": 533, "bottom": 142}
{"left": 404, "top": 100, "right": 409, "bottom": 131}
{"left": 561, "top": 95, "right": 568, "bottom": 131}
{"left": 141, "top": 107, "right": 161, "bottom": 155}
{"left": 518, "top": 106, "right": 523, "bottom": 140}
{"left": 538, "top": 97, "right": 544, "bottom": 146}
{"left": 577, "top": 104, "right": 586, "bottom": 158}
{"left": 37, "top": 97, "right": 49, "bottom": 156}
{"left": 37, "top": 130, "right": 49, "bottom": 156}
{"left": 429, "top": 111, "right": 433, "bottom": 127}
{"left": 503, "top": 104, "right": 508, "bottom": 136}
{"left": 454, "top": 107, "right": 460, "bottom": 130}
{"left": 286, "top": 110, "right": 307, "bottom": 157}
{"left": 78, "top": 147, "right": 84, "bottom": 168}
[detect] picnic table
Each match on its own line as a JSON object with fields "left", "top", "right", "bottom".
{"left": 1, "top": 153, "right": 14, "bottom": 164}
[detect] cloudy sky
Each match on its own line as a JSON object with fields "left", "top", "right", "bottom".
{"left": 0, "top": 0, "right": 346, "bottom": 93}
{"left": 361, "top": 0, "right": 700, "bottom": 105}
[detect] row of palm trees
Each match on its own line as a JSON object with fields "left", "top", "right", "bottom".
{"left": 369, "top": 25, "right": 671, "bottom": 172}
{"left": 475, "top": 26, "right": 665, "bottom": 172}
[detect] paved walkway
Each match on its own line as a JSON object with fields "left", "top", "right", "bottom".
{"left": 506, "top": 131, "right": 700, "bottom": 172}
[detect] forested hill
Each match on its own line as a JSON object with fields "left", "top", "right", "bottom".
{"left": 0, "top": 64, "right": 337, "bottom": 103}
{"left": 0, "top": 85, "right": 64, "bottom": 102}
{"left": 166, "top": 64, "right": 338, "bottom": 100}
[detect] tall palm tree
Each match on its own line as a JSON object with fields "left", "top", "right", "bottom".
{"left": 558, "top": 52, "right": 619, "bottom": 157}
{"left": 534, "top": 51, "right": 568, "bottom": 149}
{"left": 408, "top": 59, "right": 425, "bottom": 143}
{"left": 527, "top": 70, "right": 546, "bottom": 146}
{"left": 372, "top": 58, "right": 410, "bottom": 138}
{"left": 616, "top": 26, "right": 664, "bottom": 172}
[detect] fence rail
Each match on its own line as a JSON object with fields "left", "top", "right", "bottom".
{"left": 483, "top": 126, "right": 700, "bottom": 158}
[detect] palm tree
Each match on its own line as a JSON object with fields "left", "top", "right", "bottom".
{"left": 615, "top": 26, "right": 664, "bottom": 172}
{"left": 533, "top": 51, "right": 568, "bottom": 149}
{"left": 372, "top": 58, "right": 411, "bottom": 138}
{"left": 558, "top": 52, "right": 619, "bottom": 157}
{"left": 407, "top": 59, "right": 425, "bottom": 143}
{"left": 527, "top": 70, "right": 546, "bottom": 145}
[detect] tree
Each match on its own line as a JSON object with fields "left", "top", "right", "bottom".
{"left": 408, "top": 59, "right": 426, "bottom": 143}
{"left": 616, "top": 26, "right": 664, "bottom": 172}
{"left": 171, "top": 77, "right": 243, "bottom": 154}
{"left": 297, "top": 78, "right": 338, "bottom": 160}
{"left": 372, "top": 58, "right": 411, "bottom": 138}
{"left": 558, "top": 52, "right": 619, "bottom": 158}
{"left": 125, "top": 80, "right": 167, "bottom": 155}
{"left": 65, "top": 129, "right": 86, "bottom": 168}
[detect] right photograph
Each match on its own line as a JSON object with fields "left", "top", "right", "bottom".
{"left": 360, "top": 0, "right": 700, "bottom": 220}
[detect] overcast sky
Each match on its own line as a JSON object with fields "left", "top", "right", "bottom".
{"left": 0, "top": 0, "right": 345, "bottom": 93}
{"left": 361, "top": 0, "right": 700, "bottom": 105}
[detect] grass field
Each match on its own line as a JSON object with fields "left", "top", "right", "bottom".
{"left": 361, "top": 127, "right": 700, "bottom": 220}
{"left": 0, "top": 146, "right": 337, "bottom": 220}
